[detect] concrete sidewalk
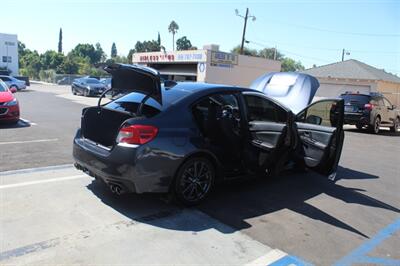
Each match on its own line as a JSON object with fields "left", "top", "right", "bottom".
{"left": 0, "top": 165, "right": 292, "bottom": 265}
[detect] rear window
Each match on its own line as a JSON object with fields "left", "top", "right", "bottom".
{"left": 340, "top": 94, "right": 371, "bottom": 104}
{"left": 105, "top": 92, "right": 162, "bottom": 117}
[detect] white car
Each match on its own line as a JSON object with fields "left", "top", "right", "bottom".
{"left": 0, "top": 75, "right": 27, "bottom": 90}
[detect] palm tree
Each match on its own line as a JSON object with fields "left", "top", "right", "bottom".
{"left": 168, "top": 21, "right": 179, "bottom": 51}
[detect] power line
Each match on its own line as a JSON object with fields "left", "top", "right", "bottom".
{"left": 254, "top": 38, "right": 400, "bottom": 55}
{"left": 256, "top": 17, "right": 400, "bottom": 38}
{"left": 248, "top": 40, "right": 331, "bottom": 63}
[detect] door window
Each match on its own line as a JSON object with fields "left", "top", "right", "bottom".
{"left": 244, "top": 95, "right": 287, "bottom": 123}
{"left": 383, "top": 98, "right": 392, "bottom": 108}
{"left": 192, "top": 93, "right": 241, "bottom": 137}
{"left": 298, "top": 100, "right": 340, "bottom": 127}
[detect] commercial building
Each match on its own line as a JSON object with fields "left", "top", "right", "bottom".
{"left": 301, "top": 59, "right": 400, "bottom": 106}
{"left": 131, "top": 44, "right": 281, "bottom": 87}
{"left": 0, "top": 33, "right": 18, "bottom": 75}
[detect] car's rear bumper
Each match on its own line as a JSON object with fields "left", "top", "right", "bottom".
{"left": 73, "top": 129, "right": 172, "bottom": 194}
{"left": 343, "top": 113, "right": 371, "bottom": 126}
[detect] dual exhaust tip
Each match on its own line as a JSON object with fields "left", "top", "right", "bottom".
{"left": 109, "top": 183, "right": 124, "bottom": 195}
{"left": 74, "top": 163, "right": 125, "bottom": 195}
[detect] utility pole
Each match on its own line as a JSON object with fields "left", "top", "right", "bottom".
{"left": 235, "top": 8, "right": 256, "bottom": 55}
{"left": 342, "top": 48, "right": 350, "bottom": 61}
{"left": 274, "top": 46, "right": 277, "bottom": 60}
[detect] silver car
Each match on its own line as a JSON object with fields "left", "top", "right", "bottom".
{"left": 0, "top": 75, "right": 27, "bottom": 90}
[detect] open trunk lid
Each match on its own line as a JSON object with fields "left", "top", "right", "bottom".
{"left": 105, "top": 63, "right": 162, "bottom": 105}
{"left": 250, "top": 72, "right": 319, "bottom": 114}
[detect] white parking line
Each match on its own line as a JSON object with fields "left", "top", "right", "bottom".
{"left": 0, "top": 174, "right": 87, "bottom": 189}
{"left": 0, "top": 138, "right": 58, "bottom": 145}
{"left": 245, "top": 249, "right": 287, "bottom": 266}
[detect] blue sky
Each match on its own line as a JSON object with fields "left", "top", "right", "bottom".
{"left": 1, "top": 0, "right": 399, "bottom": 74}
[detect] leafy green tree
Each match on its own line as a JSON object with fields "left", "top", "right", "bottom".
{"left": 127, "top": 49, "right": 135, "bottom": 63}
{"left": 69, "top": 43, "right": 101, "bottom": 64}
{"left": 176, "top": 36, "right": 192, "bottom": 51}
{"left": 231, "top": 45, "right": 258, "bottom": 56}
{"left": 58, "top": 28, "right": 63, "bottom": 53}
{"left": 40, "top": 50, "right": 65, "bottom": 70}
{"left": 57, "top": 55, "right": 79, "bottom": 74}
{"left": 134, "top": 40, "right": 160, "bottom": 52}
{"left": 258, "top": 48, "right": 284, "bottom": 60}
{"left": 19, "top": 50, "right": 42, "bottom": 79}
{"left": 111, "top": 42, "right": 117, "bottom": 58}
{"left": 95, "top": 43, "right": 106, "bottom": 62}
{"left": 168, "top": 21, "right": 179, "bottom": 51}
{"left": 281, "top": 58, "right": 305, "bottom": 72}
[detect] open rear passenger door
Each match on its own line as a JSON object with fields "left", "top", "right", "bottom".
{"left": 295, "top": 99, "right": 344, "bottom": 179}
{"left": 242, "top": 92, "right": 294, "bottom": 175}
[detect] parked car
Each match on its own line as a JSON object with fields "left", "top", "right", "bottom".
{"left": 100, "top": 77, "right": 111, "bottom": 89}
{"left": 0, "top": 79, "right": 19, "bottom": 123}
{"left": 339, "top": 92, "right": 400, "bottom": 133}
{"left": 0, "top": 75, "right": 27, "bottom": 90}
{"left": 71, "top": 78, "right": 107, "bottom": 97}
{"left": 73, "top": 64, "right": 344, "bottom": 205}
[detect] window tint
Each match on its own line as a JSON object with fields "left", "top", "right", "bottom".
{"left": 340, "top": 94, "right": 370, "bottom": 104}
{"left": 383, "top": 98, "right": 392, "bottom": 108}
{"left": 192, "top": 93, "right": 241, "bottom": 137}
{"left": 0, "top": 76, "right": 10, "bottom": 81}
{"left": 105, "top": 92, "right": 161, "bottom": 117}
{"left": 244, "top": 95, "right": 287, "bottom": 123}
{"left": 298, "top": 100, "right": 339, "bottom": 127}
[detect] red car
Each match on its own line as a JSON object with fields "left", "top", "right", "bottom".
{"left": 0, "top": 79, "right": 20, "bottom": 123}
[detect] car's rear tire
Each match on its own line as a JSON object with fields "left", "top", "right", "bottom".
{"left": 390, "top": 117, "right": 399, "bottom": 133}
{"left": 72, "top": 87, "right": 77, "bottom": 95}
{"left": 356, "top": 123, "right": 363, "bottom": 130}
{"left": 173, "top": 157, "right": 215, "bottom": 206}
{"left": 10, "top": 85, "right": 18, "bottom": 91}
{"left": 369, "top": 116, "right": 380, "bottom": 134}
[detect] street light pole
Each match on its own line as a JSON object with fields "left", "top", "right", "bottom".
{"left": 235, "top": 8, "right": 256, "bottom": 55}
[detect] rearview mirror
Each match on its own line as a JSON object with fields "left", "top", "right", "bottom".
{"left": 10, "top": 87, "right": 17, "bottom": 93}
{"left": 306, "top": 115, "right": 322, "bottom": 125}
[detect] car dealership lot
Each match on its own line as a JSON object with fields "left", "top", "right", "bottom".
{"left": 1, "top": 84, "right": 399, "bottom": 265}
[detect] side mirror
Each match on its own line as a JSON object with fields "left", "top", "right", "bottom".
{"left": 306, "top": 115, "right": 322, "bottom": 125}
{"left": 10, "top": 87, "right": 17, "bottom": 93}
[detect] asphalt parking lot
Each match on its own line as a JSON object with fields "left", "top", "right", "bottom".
{"left": 0, "top": 84, "right": 399, "bottom": 265}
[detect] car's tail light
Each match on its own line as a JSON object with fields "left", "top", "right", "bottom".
{"left": 364, "top": 103, "right": 374, "bottom": 110}
{"left": 116, "top": 125, "right": 158, "bottom": 145}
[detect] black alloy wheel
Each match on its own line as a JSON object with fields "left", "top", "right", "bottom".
{"left": 174, "top": 157, "right": 215, "bottom": 206}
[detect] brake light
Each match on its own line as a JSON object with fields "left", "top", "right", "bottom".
{"left": 116, "top": 125, "right": 158, "bottom": 145}
{"left": 364, "top": 103, "right": 374, "bottom": 111}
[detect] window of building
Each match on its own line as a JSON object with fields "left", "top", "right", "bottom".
{"left": 2, "top": 56, "right": 12, "bottom": 63}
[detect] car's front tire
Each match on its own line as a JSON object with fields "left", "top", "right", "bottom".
{"left": 84, "top": 89, "right": 90, "bottom": 97}
{"left": 173, "top": 157, "right": 215, "bottom": 206}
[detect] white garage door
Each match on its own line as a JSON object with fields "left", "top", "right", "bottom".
{"left": 316, "top": 83, "right": 371, "bottom": 98}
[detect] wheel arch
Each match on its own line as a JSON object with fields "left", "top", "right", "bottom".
{"left": 169, "top": 150, "right": 223, "bottom": 191}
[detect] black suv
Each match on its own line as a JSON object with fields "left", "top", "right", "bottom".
{"left": 339, "top": 92, "right": 400, "bottom": 134}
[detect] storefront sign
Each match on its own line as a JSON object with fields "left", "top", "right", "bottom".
{"left": 210, "top": 51, "right": 238, "bottom": 65}
{"left": 133, "top": 51, "right": 206, "bottom": 63}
